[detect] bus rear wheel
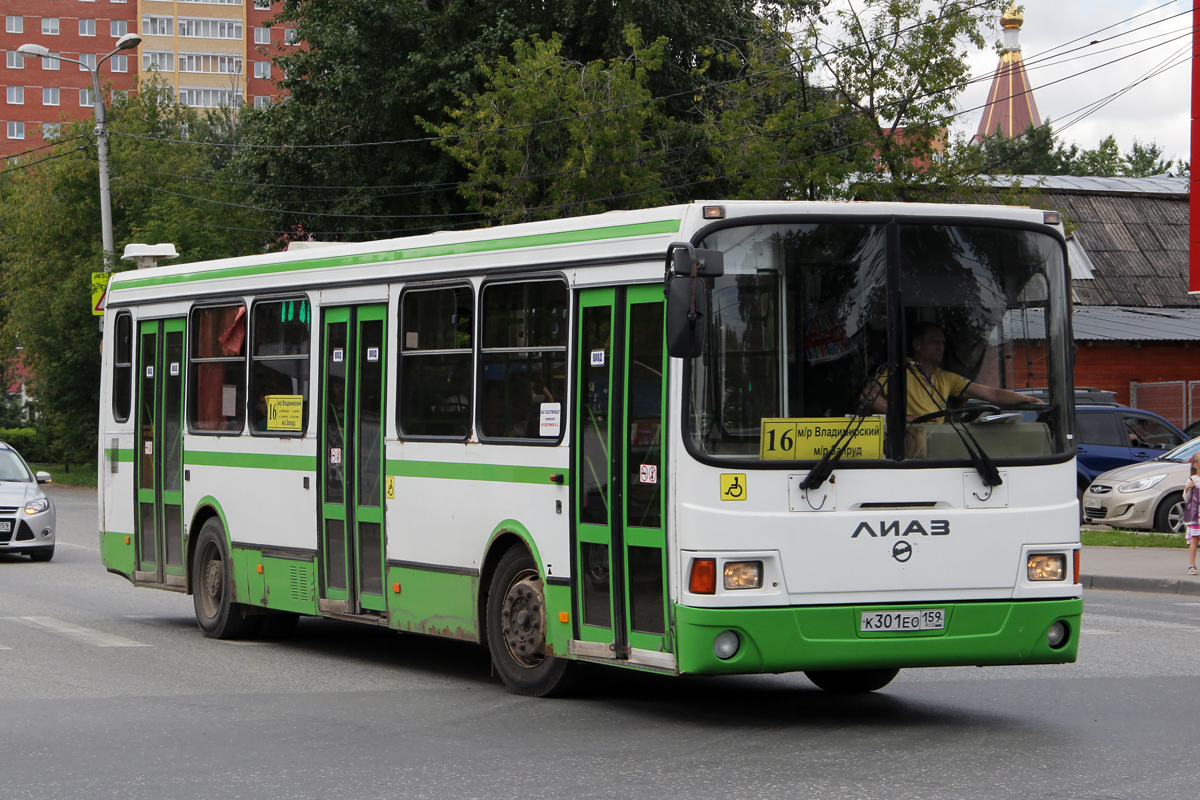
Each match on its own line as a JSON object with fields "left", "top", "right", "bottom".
{"left": 485, "top": 546, "right": 577, "bottom": 697}
{"left": 192, "top": 518, "right": 260, "bottom": 640}
{"left": 804, "top": 668, "right": 900, "bottom": 694}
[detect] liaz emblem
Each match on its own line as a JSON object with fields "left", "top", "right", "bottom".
{"left": 852, "top": 519, "right": 949, "bottom": 537}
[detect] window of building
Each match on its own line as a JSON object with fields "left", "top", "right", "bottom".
{"left": 43, "top": 87, "right": 59, "bottom": 105}
{"left": 42, "top": 18, "right": 59, "bottom": 35}
{"left": 253, "top": 95, "right": 270, "bottom": 109}
{"left": 80, "top": 53, "right": 97, "bottom": 71}
{"left": 255, "top": 0, "right": 271, "bottom": 9}
{"left": 177, "top": 18, "right": 243, "bottom": 39}
{"left": 478, "top": 280, "right": 567, "bottom": 441}
{"left": 6, "top": 51, "right": 24, "bottom": 69}
{"left": 111, "top": 55, "right": 127, "bottom": 73}
{"left": 254, "top": 27, "right": 270, "bottom": 45}
{"left": 249, "top": 298, "right": 311, "bottom": 436}
{"left": 43, "top": 53, "right": 61, "bottom": 71}
{"left": 177, "top": 86, "right": 242, "bottom": 108}
{"left": 6, "top": 120, "right": 24, "bottom": 140}
{"left": 143, "top": 51, "right": 173, "bottom": 72}
{"left": 142, "top": 16, "right": 172, "bottom": 37}
{"left": 80, "top": 19, "right": 96, "bottom": 37}
{"left": 283, "top": 27, "right": 298, "bottom": 44}
{"left": 190, "top": 305, "right": 247, "bottom": 433}
{"left": 80, "top": 87, "right": 95, "bottom": 106}
{"left": 111, "top": 20, "right": 128, "bottom": 38}
{"left": 42, "top": 121, "right": 61, "bottom": 139}
{"left": 6, "top": 86, "right": 23, "bottom": 105}
{"left": 254, "top": 60, "right": 270, "bottom": 79}
{"left": 178, "top": 53, "right": 242, "bottom": 74}
{"left": 112, "top": 313, "right": 133, "bottom": 422}
{"left": 398, "top": 286, "right": 473, "bottom": 439}
{"left": 5, "top": 16, "right": 22, "bottom": 34}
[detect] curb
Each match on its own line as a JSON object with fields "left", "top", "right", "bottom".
{"left": 1081, "top": 574, "right": 1200, "bottom": 596}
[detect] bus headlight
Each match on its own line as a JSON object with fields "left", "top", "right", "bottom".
{"left": 723, "top": 561, "right": 763, "bottom": 590}
{"left": 1027, "top": 554, "right": 1066, "bottom": 581}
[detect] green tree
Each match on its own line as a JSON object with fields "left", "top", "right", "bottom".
{"left": 1121, "top": 138, "right": 1174, "bottom": 177}
{"left": 0, "top": 84, "right": 266, "bottom": 466}
{"left": 234, "top": 0, "right": 767, "bottom": 238}
{"left": 424, "top": 27, "right": 672, "bottom": 223}
{"left": 975, "top": 122, "right": 1080, "bottom": 176}
{"left": 1073, "top": 134, "right": 1122, "bottom": 177}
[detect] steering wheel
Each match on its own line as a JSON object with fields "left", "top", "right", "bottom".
{"left": 910, "top": 404, "right": 1000, "bottom": 424}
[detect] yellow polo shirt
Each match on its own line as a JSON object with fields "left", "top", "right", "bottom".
{"left": 877, "top": 367, "right": 972, "bottom": 419}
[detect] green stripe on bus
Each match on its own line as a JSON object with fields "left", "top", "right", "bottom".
{"left": 184, "top": 451, "right": 317, "bottom": 471}
{"left": 113, "top": 218, "right": 682, "bottom": 290}
{"left": 386, "top": 460, "right": 567, "bottom": 486}
{"left": 106, "top": 448, "right": 135, "bottom": 462}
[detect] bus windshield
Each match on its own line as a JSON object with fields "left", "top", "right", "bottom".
{"left": 687, "top": 220, "right": 1072, "bottom": 463}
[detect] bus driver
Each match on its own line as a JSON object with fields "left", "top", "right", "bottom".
{"left": 864, "top": 322, "right": 1040, "bottom": 422}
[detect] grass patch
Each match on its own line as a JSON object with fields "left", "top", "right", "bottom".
{"left": 31, "top": 462, "right": 98, "bottom": 489}
{"left": 1081, "top": 528, "right": 1187, "bottom": 548}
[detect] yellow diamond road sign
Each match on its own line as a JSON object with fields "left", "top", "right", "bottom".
{"left": 92, "top": 272, "right": 110, "bottom": 316}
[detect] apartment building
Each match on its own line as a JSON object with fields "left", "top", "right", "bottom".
{"left": 1, "top": 0, "right": 294, "bottom": 159}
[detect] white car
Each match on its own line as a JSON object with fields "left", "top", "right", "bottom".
{"left": 0, "top": 441, "right": 56, "bottom": 561}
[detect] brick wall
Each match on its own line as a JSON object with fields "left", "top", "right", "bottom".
{"left": 1074, "top": 342, "right": 1200, "bottom": 405}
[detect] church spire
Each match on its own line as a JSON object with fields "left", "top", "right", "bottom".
{"left": 973, "top": 4, "right": 1042, "bottom": 143}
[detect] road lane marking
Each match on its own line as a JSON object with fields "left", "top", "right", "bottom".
{"left": 4, "top": 616, "right": 151, "bottom": 647}
{"left": 1080, "top": 628, "right": 1121, "bottom": 635}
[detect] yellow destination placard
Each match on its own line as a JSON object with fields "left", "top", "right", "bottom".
{"left": 759, "top": 418, "right": 883, "bottom": 461}
{"left": 265, "top": 395, "right": 304, "bottom": 431}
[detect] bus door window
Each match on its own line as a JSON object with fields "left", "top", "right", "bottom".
{"left": 579, "top": 302, "right": 612, "bottom": 628}
{"left": 478, "top": 280, "right": 567, "bottom": 442}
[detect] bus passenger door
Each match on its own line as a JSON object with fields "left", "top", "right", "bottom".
{"left": 573, "top": 286, "right": 670, "bottom": 666}
{"left": 318, "top": 305, "right": 388, "bottom": 616}
{"left": 134, "top": 318, "right": 187, "bottom": 587}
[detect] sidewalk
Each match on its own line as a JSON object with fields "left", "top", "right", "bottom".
{"left": 1082, "top": 545, "right": 1200, "bottom": 595}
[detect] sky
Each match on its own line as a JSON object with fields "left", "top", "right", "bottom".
{"left": 953, "top": 0, "right": 1192, "bottom": 166}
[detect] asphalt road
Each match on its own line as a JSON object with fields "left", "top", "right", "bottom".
{"left": 0, "top": 485, "right": 1196, "bottom": 800}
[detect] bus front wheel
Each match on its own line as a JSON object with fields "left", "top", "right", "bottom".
{"left": 192, "top": 518, "right": 259, "bottom": 640}
{"left": 804, "top": 668, "right": 900, "bottom": 694}
{"left": 485, "top": 546, "right": 578, "bottom": 697}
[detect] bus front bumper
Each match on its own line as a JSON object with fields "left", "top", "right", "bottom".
{"left": 673, "top": 598, "right": 1081, "bottom": 675}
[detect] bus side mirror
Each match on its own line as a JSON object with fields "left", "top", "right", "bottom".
{"left": 670, "top": 246, "right": 724, "bottom": 277}
{"left": 666, "top": 276, "right": 705, "bottom": 358}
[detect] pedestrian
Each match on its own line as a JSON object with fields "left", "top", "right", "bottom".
{"left": 1184, "top": 453, "right": 1200, "bottom": 575}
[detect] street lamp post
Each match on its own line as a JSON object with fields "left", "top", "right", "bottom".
{"left": 17, "top": 33, "right": 142, "bottom": 272}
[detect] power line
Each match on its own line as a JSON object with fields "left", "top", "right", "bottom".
{"left": 0, "top": 135, "right": 89, "bottom": 165}
{"left": 0, "top": 145, "right": 90, "bottom": 177}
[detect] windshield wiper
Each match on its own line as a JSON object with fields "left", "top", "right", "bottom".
{"left": 799, "top": 368, "right": 885, "bottom": 492}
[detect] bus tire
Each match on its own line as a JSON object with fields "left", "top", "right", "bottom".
{"left": 192, "top": 518, "right": 259, "bottom": 640}
{"left": 485, "top": 546, "right": 577, "bottom": 697}
{"left": 804, "top": 668, "right": 900, "bottom": 694}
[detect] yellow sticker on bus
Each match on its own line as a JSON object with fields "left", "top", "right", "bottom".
{"left": 759, "top": 418, "right": 883, "bottom": 461}
{"left": 265, "top": 395, "right": 304, "bottom": 431}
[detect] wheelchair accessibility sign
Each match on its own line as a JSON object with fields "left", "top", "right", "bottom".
{"left": 720, "top": 474, "right": 746, "bottom": 501}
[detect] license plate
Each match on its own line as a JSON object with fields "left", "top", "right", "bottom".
{"left": 0, "top": 521, "right": 10, "bottom": 532}
{"left": 860, "top": 608, "right": 945, "bottom": 632}
{"left": 1084, "top": 498, "right": 1102, "bottom": 509}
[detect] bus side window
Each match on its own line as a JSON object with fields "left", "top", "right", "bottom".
{"left": 249, "top": 297, "right": 311, "bottom": 436}
{"left": 189, "top": 304, "right": 247, "bottom": 433}
{"left": 479, "top": 280, "right": 567, "bottom": 442}
{"left": 112, "top": 312, "right": 133, "bottom": 422}
{"left": 398, "top": 285, "right": 473, "bottom": 439}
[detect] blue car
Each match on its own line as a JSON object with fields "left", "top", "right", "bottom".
{"left": 1075, "top": 404, "right": 1187, "bottom": 511}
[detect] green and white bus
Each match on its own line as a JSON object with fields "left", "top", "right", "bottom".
{"left": 99, "top": 200, "right": 1081, "bottom": 695}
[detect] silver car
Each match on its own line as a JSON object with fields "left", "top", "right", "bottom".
{"left": 1083, "top": 437, "right": 1200, "bottom": 533}
{"left": 0, "top": 441, "right": 56, "bottom": 561}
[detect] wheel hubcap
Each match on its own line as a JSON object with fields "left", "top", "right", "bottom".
{"left": 199, "top": 546, "right": 223, "bottom": 619}
{"left": 500, "top": 571, "right": 546, "bottom": 668}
